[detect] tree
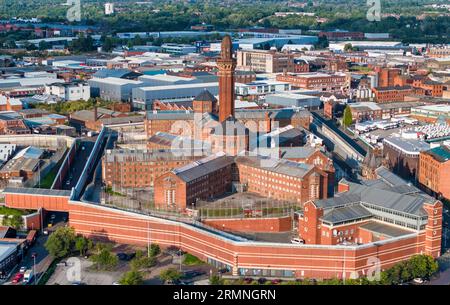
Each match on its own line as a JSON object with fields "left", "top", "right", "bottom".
{"left": 130, "top": 253, "right": 156, "bottom": 270}
{"left": 119, "top": 270, "right": 144, "bottom": 285}
{"left": 75, "top": 236, "right": 93, "bottom": 257}
{"left": 344, "top": 43, "right": 354, "bottom": 52}
{"left": 343, "top": 105, "right": 353, "bottom": 127}
{"left": 1, "top": 215, "right": 23, "bottom": 229}
{"left": 315, "top": 36, "right": 329, "bottom": 49}
{"left": 44, "top": 227, "right": 76, "bottom": 258}
{"left": 8, "top": 215, "right": 24, "bottom": 230}
{"left": 159, "top": 268, "right": 182, "bottom": 283}
{"left": 209, "top": 274, "right": 224, "bottom": 285}
{"left": 90, "top": 247, "right": 118, "bottom": 271}
{"left": 149, "top": 244, "right": 161, "bottom": 257}
{"left": 102, "top": 37, "right": 115, "bottom": 53}
{"left": 38, "top": 40, "right": 50, "bottom": 51}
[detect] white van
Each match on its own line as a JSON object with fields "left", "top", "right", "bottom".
{"left": 23, "top": 269, "right": 34, "bottom": 284}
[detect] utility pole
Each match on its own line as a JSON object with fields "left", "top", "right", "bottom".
{"left": 343, "top": 247, "right": 346, "bottom": 285}
{"left": 147, "top": 219, "right": 151, "bottom": 258}
{"left": 32, "top": 253, "right": 37, "bottom": 285}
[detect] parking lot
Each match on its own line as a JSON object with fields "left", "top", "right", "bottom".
{"left": 46, "top": 244, "right": 213, "bottom": 285}
{"left": 47, "top": 257, "right": 125, "bottom": 285}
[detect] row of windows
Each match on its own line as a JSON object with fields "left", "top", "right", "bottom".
{"left": 239, "top": 268, "right": 294, "bottom": 278}
{"left": 363, "top": 202, "right": 420, "bottom": 222}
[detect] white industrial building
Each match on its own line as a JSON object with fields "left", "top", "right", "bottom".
{"left": 132, "top": 82, "right": 219, "bottom": 110}
{"left": 235, "top": 81, "right": 291, "bottom": 97}
{"left": 0, "top": 144, "right": 16, "bottom": 164}
{"left": 88, "top": 77, "right": 144, "bottom": 102}
{"left": 265, "top": 92, "right": 321, "bottom": 109}
{"left": 44, "top": 82, "right": 91, "bottom": 101}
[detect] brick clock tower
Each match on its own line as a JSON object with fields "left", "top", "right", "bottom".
{"left": 217, "top": 35, "right": 236, "bottom": 122}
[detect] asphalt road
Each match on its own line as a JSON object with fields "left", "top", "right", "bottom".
{"left": 4, "top": 234, "right": 50, "bottom": 285}
{"left": 61, "top": 140, "right": 95, "bottom": 190}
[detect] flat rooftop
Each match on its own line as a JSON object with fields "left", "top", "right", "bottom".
{"left": 359, "top": 221, "right": 414, "bottom": 238}
{"left": 0, "top": 242, "right": 18, "bottom": 262}
{"left": 383, "top": 136, "right": 431, "bottom": 154}
{"left": 138, "top": 82, "right": 218, "bottom": 91}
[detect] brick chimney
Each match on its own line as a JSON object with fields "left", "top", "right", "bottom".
{"left": 265, "top": 112, "right": 271, "bottom": 133}
{"left": 6, "top": 96, "right": 11, "bottom": 111}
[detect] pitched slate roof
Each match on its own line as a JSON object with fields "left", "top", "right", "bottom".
{"left": 194, "top": 89, "right": 217, "bottom": 102}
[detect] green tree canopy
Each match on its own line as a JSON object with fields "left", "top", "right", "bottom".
{"left": 75, "top": 236, "right": 93, "bottom": 257}
{"left": 90, "top": 247, "right": 118, "bottom": 271}
{"left": 1, "top": 214, "right": 24, "bottom": 230}
{"left": 44, "top": 227, "right": 76, "bottom": 258}
{"left": 119, "top": 270, "right": 144, "bottom": 285}
{"left": 343, "top": 105, "right": 353, "bottom": 127}
{"left": 159, "top": 268, "right": 182, "bottom": 282}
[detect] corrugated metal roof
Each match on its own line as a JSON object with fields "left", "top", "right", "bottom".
{"left": 321, "top": 204, "right": 372, "bottom": 224}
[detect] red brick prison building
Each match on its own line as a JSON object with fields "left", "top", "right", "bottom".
{"left": 418, "top": 145, "right": 450, "bottom": 200}
{"left": 298, "top": 166, "right": 442, "bottom": 259}
{"left": 145, "top": 108, "right": 312, "bottom": 144}
{"left": 147, "top": 131, "right": 211, "bottom": 155}
{"left": 102, "top": 149, "right": 202, "bottom": 188}
{"left": 372, "top": 86, "right": 414, "bottom": 103}
{"left": 276, "top": 72, "right": 348, "bottom": 93}
{"left": 154, "top": 152, "right": 329, "bottom": 210}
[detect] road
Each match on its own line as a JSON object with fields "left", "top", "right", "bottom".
{"left": 61, "top": 140, "right": 95, "bottom": 190}
{"left": 3, "top": 234, "right": 51, "bottom": 285}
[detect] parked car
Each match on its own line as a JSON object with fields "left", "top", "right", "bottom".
{"left": 116, "top": 252, "right": 135, "bottom": 261}
{"left": 413, "top": 278, "right": 424, "bottom": 284}
{"left": 271, "top": 279, "right": 282, "bottom": 284}
{"left": 182, "top": 270, "right": 206, "bottom": 279}
{"left": 258, "top": 278, "right": 267, "bottom": 284}
{"left": 19, "top": 266, "right": 27, "bottom": 274}
{"left": 291, "top": 238, "right": 305, "bottom": 244}
{"left": 243, "top": 277, "right": 253, "bottom": 284}
{"left": 12, "top": 273, "right": 23, "bottom": 283}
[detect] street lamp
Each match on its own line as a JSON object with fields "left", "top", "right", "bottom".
{"left": 31, "top": 252, "right": 37, "bottom": 285}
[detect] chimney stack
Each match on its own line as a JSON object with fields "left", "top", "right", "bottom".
{"left": 265, "top": 112, "right": 271, "bottom": 133}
